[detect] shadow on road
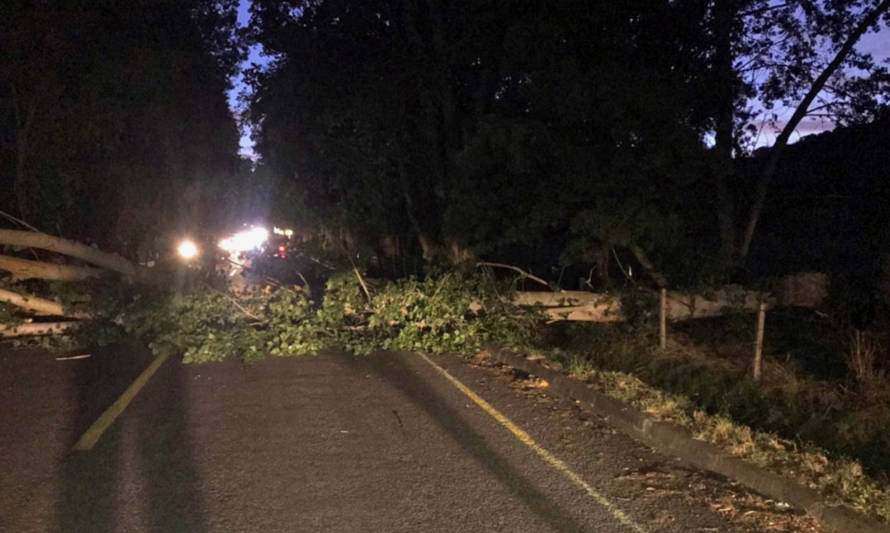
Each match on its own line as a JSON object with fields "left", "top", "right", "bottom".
{"left": 55, "top": 341, "right": 207, "bottom": 532}
{"left": 338, "top": 351, "right": 591, "bottom": 533}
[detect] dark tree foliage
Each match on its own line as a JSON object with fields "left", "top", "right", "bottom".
{"left": 0, "top": 0, "right": 244, "bottom": 256}
{"left": 246, "top": 1, "right": 710, "bottom": 279}
{"left": 243, "top": 0, "right": 700, "bottom": 272}
{"left": 246, "top": 1, "right": 890, "bottom": 283}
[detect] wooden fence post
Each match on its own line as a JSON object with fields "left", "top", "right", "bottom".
{"left": 659, "top": 287, "right": 667, "bottom": 350}
{"left": 753, "top": 302, "right": 767, "bottom": 380}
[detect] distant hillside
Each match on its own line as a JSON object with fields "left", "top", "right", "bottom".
{"left": 744, "top": 110, "right": 890, "bottom": 281}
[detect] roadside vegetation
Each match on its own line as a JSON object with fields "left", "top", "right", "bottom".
{"left": 533, "top": 311, "right": 890, "bottom": 524}
{"left": 2, "top": 268, "right": 534, "bottom": 362}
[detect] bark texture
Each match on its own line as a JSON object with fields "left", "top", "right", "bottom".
{"left": 0, "top": 254, "right": 104, "bottom": 282}
{"left": 0, "top": 230, "right": 138, "bottom": 277}
{"left": 0, "top": 321, "right": 81, "bottom": 338}
{"left": 0, "top": 287, "right": 92, "bottom": 319}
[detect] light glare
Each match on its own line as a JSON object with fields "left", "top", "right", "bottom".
{"left": 219, "top": 226, "right": 269, "bottom": 253}
{"left": 273, "top": 226, "right": 295, "bottom": 238}
{"left": 178, "top": 240, "right": 199, "bottom": 260}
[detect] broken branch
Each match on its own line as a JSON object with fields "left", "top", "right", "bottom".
{"left": 0, "top": 287, "right": 92, "bottom": 319}
{"left": 354, "top": 267, "right": 371, "bottom": 302}
{"left": 629, "top": 245, "right": 668, "bottom": 288}
{"left": 477, "top": 262, "right": 551, "bottom": 289}
{"left": 0, "top": 321, "right": 82, "bottom": 338}
{"left": 0, "top": 229, "right": 139, "bottom": 278}
{"left": 0, "top": 254, "right": 104, "bottom": 282}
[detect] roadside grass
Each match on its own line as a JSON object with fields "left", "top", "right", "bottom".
{"left": 523, "top": 317, "right": 890, "bottom": 524}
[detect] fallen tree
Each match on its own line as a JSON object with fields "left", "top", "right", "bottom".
{"left": 0, "top": 229, "right": 138, "bottom": 277}
{"left": 514, "top": 288, "right": 771, "bottom": 323}
{"left": 0, "top": 287, "right": 92, "bottom": 319}
{"left": 0, "top": 229, "right": 136, "bottom": 339}
{"left": 0, "top": 226, "right": 830, "bottom": 347}
{"left": 0, "top": 321, "right": 82, "bottom": 338}
{"left": 0, "top": 254, "right": 104, "bottom": 282}
{"left": 513, "top": 272, "right": 826, "bottom": 323}
{"left": 108, "top": 269, "right": 822, "bottom": 364}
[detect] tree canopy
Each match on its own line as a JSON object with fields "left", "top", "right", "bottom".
{"left": 1, "top": 0, "right": 245, "bottom": 255}
{"left": 245, "top": 1, "right": 889, "bottom": 283}
{"left": 246, "top": 1, "right": 714, "bottom": 280}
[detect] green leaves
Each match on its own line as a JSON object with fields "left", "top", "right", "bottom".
{"left": 85, "top": 269, "right": 540, "bottom": 364}
{"left": 353, "top": 272, "right": 538, "bottom": 356}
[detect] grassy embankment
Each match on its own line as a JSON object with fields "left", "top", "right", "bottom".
{"left": 522, "top": 307, "right": 890, "bottom": 523}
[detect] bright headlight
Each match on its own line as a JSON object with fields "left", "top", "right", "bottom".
{"left": 219, "top": 226, "right": 269, "bottom": 253}
{"left": 178, "top": 240, "right": 199, "bottom": 260}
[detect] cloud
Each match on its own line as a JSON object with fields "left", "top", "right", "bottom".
{"left": 856, "top": 30, "right": 890, "bottom": 63}
{"left": 751, "top": 117, "right": 836, "bottom": 148}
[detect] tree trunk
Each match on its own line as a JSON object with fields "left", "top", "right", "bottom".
{"left": 14, "top": 132, "right": 30, "bottom": 223}
{"left": 0, "top": 321, "right": 82, "bottom": 338}
{"left": 401, "top": 189, "right": 437, "bottom": 261}
{"left": 398, "top": 151, "right": 440, "bottom": 261}
{"left": 12, "top": 96, "right": 38, "bottom": 223}
{"left": 0, "top": 287, "right": 92, "bottom": 318}
{"left": 513, "top": 291, "right": 607, "bottom": 307}
{"left": 629, "top": 245, "right": 668, "bottom": 288}
{"left": 400, "top": 0, "right": 454, "bottom": 258}
{"left": 0, "top": 229, "right": 139, "bottom": 278}
{"left": 0, "top": 254, "right": 104, "bottom": 282}
{"left": 713, "top": 0, "right": 741, "bottom": 267}
{"left": 594, "top": 248, "right": 610, "bottom": 286}
{"left": 515, "top": 288, "right": 773, "bottom": 323}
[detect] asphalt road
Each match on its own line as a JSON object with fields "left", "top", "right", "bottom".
{"left": 0, "top": 344, "right": 816, "bottom": 532}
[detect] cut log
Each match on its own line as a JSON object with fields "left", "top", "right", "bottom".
{"left": 540, "top": 302, "right": 625, "bottom": 322}
{"left": 0, "top": 229, "right": 138, "bottom": 277}
{"left": 513, "top": 291, "right": 606, "bottom": 307}
{"left": 0, "top": 254, "right": 104, "bottom": 281}
{"left": 0, "top": 287, "right": 92, "bottom": 319}
{"left": 516, "top": 288, "right": 773, "bottom": 323}
{"left": 0, "top": 321, "right": 81, "bottom": 337}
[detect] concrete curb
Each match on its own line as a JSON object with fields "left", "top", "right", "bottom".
{"left": 487, "top": 347, "right": 889, "bottom": 533}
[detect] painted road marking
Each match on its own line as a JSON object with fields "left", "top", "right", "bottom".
{"left": 72, "top": 351, "right": 171, "bottom": 451}
{"left": 418, "top": 352, "right": 647, "bottom": 533}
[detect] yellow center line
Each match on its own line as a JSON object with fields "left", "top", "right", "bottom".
{"left": 417, "top": 352, "right": 647, "bottom": 533}
{"left": 72, "top": 350, "right": 172, "bottom": 451}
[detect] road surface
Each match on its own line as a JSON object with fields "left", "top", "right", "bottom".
{"left": 0, "top": 343, "right": 818, "bottom": 532}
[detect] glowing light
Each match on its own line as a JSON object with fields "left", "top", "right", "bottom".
{"left": 177, "top": 240, "right": 199, "bottom": 260}
{"left": 273, "top": 226, "right": 295, "bottom": 238}
{"left": 219, "top": 226, "right": 269, "bottom": 253}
